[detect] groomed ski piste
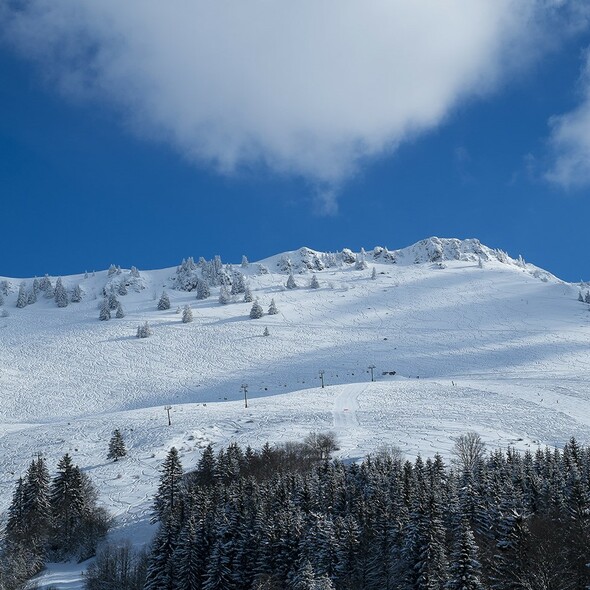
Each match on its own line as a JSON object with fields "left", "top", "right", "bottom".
{"left": 0, "top": 237, "right": 589, "bottom": 587}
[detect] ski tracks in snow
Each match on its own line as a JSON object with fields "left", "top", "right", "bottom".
{"left": 332, "top": 382, "right": 371, "bottom": 457}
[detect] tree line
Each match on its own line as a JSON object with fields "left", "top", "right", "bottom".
{"left": 0, "top": 454, "right": 109, "bottom": 590}
{"left": 92, "top": 434, "right": 590, "bottom": 590}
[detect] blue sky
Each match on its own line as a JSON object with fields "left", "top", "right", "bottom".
{"left": 1, "top": 2, "right": 590, "bottom": 281}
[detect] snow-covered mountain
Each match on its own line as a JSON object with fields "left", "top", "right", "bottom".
{"left": 0, "top": 236, "right": 588, "bottom": 587}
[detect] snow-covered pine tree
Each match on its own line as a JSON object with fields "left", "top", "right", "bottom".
{"left": 39, "top": 274, "right": 51, "bottom": 294}
{"left": 200, "top": 257, "right": 222, "bottom": 287}
{"left": 314, "top": 575, "right": 335, "bottom": 590}
{"left": 196, "top": 278, "right": 211, "bottom": 300}
{"left": 231, "top": 272, "right": 246, "bottom": 295}
{"left": 70, "top": 284, "right": 82, "bottom": 303}
{"left": 263, "top": 326, "right": 270, "bottom": 337}
{"left": 27, "top": 287, "right": 37, "bottom": 305}
{"left": 585, "top": 291, "right": 590, "bottom": 304}
{"left": 447, "top": 517, "right": 484, "bottom": 590}
{"left": 199, "top": 260, "right": 212, "bottom": 286}
{"left": 45, "top": 281, "right": 56, "bottom": 300}
{"left": 115, "top": 302, "right": 125, "bottom": 319}
{"left": 289, "top": 559, "right": 317, "bottom": 590}
{"left": 241, "top": 255, "right": 249, "bottom": 268}
{"left": 182, "top": 305, "right": 193, "bottom": 323}
{"left": 130, "top": 266, "right": 140, "bottom": 278}
{"left": 491, "top": 505, "right": 529, "bottom": 590}
{"left": 250, "top": 300, "right": 264, "bottom": 319}
{"left": 243, "top": 286, "right": 253, "bottom": 303}
{"left": 334, "top": 514, "right": 362, "bottom": 589}
{"left": 84, "top": 271, "right": 89, "bottom": 279}
{"left": 5, "top": 477, "right": 25, "bottom": 549}
{"left": 310, "top": 274, "right": 320, "bottom": 289}
{"left": 117, "top": 281, "right": 128, "bottom": 296}
{"left": 99, "top": 299, "right": 111, "bottom": 321}
{"left": 108, "top": 290, "right": 119, "bottom": 310}
{"left": 195, "top": 444, "right": 216, "bottom": 486}
{"left": 137, "top": 321, "right": 152, "bottom": 338}
{"left": 3, "top": 466, "right": 49, "bottom": 579}
{"left": 579, "top": 291, "right": 584, "bottom": 302}
{"left": 107, "top": 429, "right": 127, "bottom": 461}
{"left": 234, "top": 509, "right": 261, "bottom": 580}
{"left": 21, "top": 456, "right": 51, "bottom": 553}
{"left": 203, "top": 536, "right": 233, "bottom": 590}
{"left": 213, "top": 255, "right": 224, "bottom": 282}
{"left": 355, "top": 254, "right": 368, "bottom": 270}
{"left": 371, "top": 267, "right": 377, "bottom": 280}
{"left": 172, "top": 514, "right": 208, "bottom": 590}
{"left": 268, "top": 298, "right": 279, "bottom": 315}
{"left": 158, "top": 291, "right": 171, "bottom": 310}
{"left": 306, "top": 514, "right": 339, "bottom": 580}
{"left": 107, "top": 264, "right": 117, "bottom": 277}
{"left": 286, "top": 273, "right": 297, "bottom": 289}
{"left": 54, "top": 277, "right": 69, "bottom": 307}
{"left": 16, "top": 284, "right": 27, "bottom": 308}
{"left": 401, "top": 491, "right": 449, "bottom": 590}
{"left": 152, "top": 447, "right": 184, "bottom": 525}
{"left": 50, "top": 454, "right": 87, "bottom": 553}
{"left": 143, "top": 522, "right": 178, "bottom": 590}
{"left": 219, "top": 285, "right": 231, "bottom": 305}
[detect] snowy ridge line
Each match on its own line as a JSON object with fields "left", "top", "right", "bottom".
{"left": 0, "top": 236, "right": 560, "bottom": 284}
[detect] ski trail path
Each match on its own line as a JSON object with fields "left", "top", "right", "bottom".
{"left": 332, "top": 382, "right": 371, "bottom": 457}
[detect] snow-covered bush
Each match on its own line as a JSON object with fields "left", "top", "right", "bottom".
{"left": 54, "top": 277, "right": 68, "bottom": 308}
{"left": 219, "top": 285, "right": 231, "bottom": 305}
{"left": 16, "top": 284, "right": 27, "bottom": 308}
{"left": 136, "top": 321, "right": 152, "bottom": 338}
{"left": 107, "top": 429, "right": 127, "bottom": 461}
{"left": 286, "top": 273, "right": 297, "bottom": 289}
{"left": 268, "top": 298, "right": 279, "bottom": 315}
{"left": 108, "top": 290, "right": 119, "bottom": 310}
{"left": 196, "top": 278, "right": 210, "bottom": 300}
{"left": 157, "top": 291, "right": 171, "bottom": 310}
{"left": 71, "top": 284, "right": 82, "bottom": 303}
{"left": 182, "top": 305, "right": 193, "bottom": 323}
{"left": 250, "top": 301, "right": 264, "bottom": 319}
{"left": 99, "top": 300, "right": 111, "bottom": 321}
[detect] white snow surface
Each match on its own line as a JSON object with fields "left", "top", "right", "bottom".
{"left": 0, "top": 237, "right": 588, "bottom": 587}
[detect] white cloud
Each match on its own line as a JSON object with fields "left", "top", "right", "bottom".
{"left": 0, "top": 1, "right": 585, "bottom": 197}
{"left": 547, "top": 51, "right": 590, "bottom": 187}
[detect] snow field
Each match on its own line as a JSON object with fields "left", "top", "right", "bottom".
{"left": 0, "top": 241, "right": 589, "bottom": 587}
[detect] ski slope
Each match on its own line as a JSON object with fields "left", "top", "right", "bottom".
{"left": 0, "top": 237, "right": 589, "bottom": 587}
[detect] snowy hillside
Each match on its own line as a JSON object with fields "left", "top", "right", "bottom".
{"left": 0, "top": 236, "right": 589, "bottom": 587}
